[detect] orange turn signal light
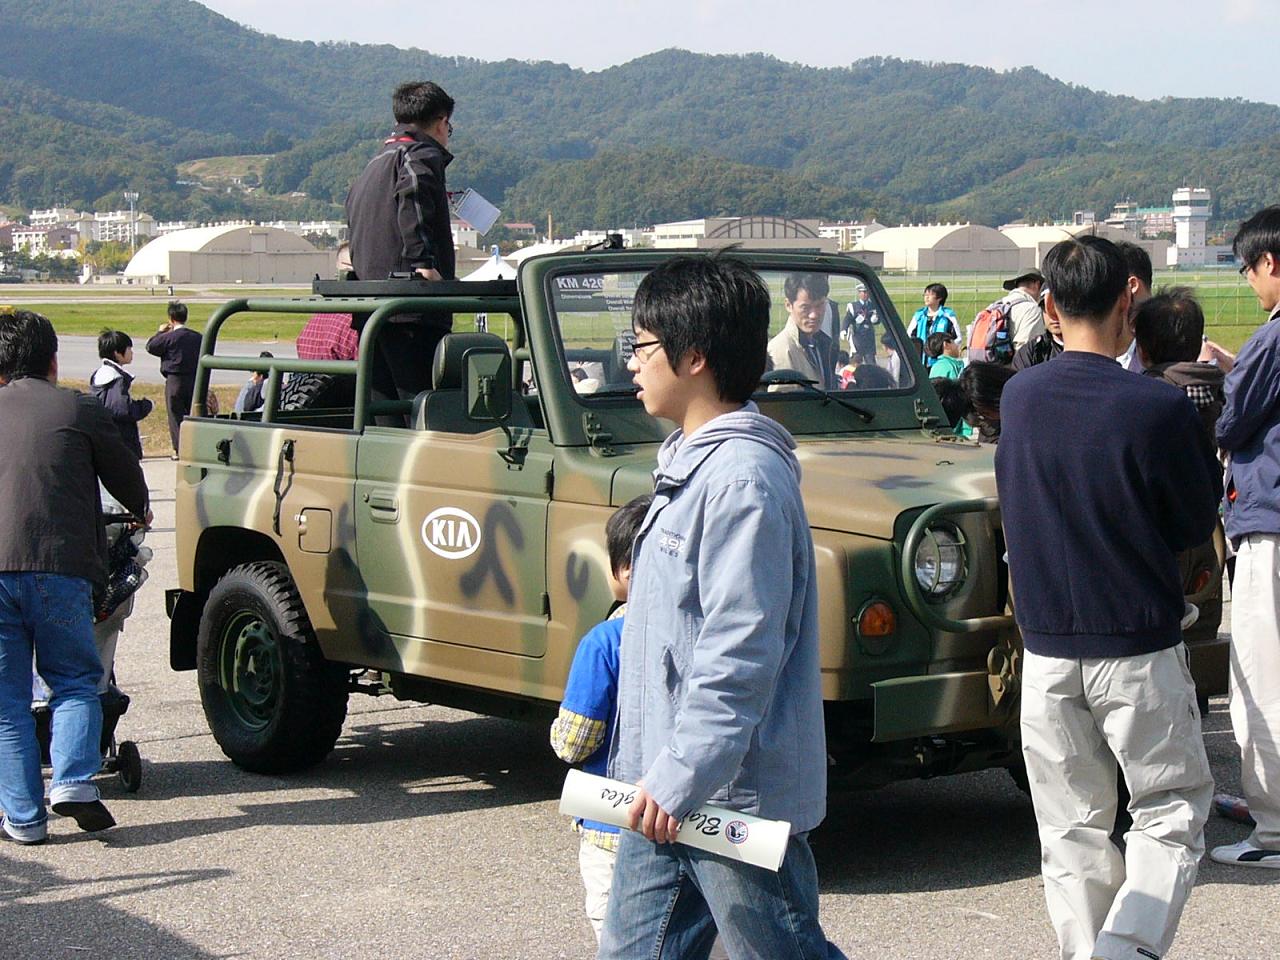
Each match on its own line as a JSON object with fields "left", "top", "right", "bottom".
{"left": 857, "top": 600, "right": 897, "bottom": 638}
{"left": 1189, "top": 569, "right": 1213, "bottom": 595}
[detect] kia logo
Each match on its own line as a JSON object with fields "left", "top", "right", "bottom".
{"left": 420, "top": 507, "right": 482, "bottom": 560}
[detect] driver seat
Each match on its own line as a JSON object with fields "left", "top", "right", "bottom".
{"left": 411, "top": 333, "right": 532, "bottom": 433}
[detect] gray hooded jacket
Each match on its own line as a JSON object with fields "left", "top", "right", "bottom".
{"left": 609, "top": 403, "right": 827, "bottom": 833}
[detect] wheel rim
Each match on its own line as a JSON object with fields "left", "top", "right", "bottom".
{"left": 217, "top": 612, "right": 281, "bottom": 731}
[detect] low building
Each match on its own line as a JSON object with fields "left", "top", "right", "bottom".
{"left": 819, "top": 220, "right": 885, "bottom": 252}
{"left": 853, "top": 223, "right": 1019, "bottom": 273}
{"left": 1000, "top": 222, "right": 1169, "bottom": 271}
{"left": 123, "top": 225, "right": 334, "bottom": 284}
{"left": 10, "top": 224, "right": 80, "bottom": 255}
{"left": 653, "top": 216, "right": 837, "bottom": 253}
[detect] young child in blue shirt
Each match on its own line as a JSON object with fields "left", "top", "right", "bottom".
{"left": 549, "top": 494, "right": 651, "bottom": 942}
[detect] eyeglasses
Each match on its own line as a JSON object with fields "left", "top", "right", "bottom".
{"left": 446, "top": 119, "right": 455, "bottom": 137}
{"left": 631, "top": 338, "right": 663, "bottom": 362}
{"left": 1239, "top": 259, "right": 1253, "bottom": 276}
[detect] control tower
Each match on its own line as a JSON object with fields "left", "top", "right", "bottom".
{"left": 1173, "top": 186, "right": 1211, "bottom": 266}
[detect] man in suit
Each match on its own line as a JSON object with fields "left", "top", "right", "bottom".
{"left": 767, "top": 273, "right": 837, "bottom": 390}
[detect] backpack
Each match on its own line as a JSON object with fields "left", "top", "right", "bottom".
{"left": 967, "top": 298, "right": 1015, "bottom": 364}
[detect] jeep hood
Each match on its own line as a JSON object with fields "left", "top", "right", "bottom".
{"left": 611, "top": 434, "right": 998, "bottom": 541}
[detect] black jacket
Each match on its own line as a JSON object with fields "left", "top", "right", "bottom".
{"left": 345, "top": 126, "right": 456, "bottom": 282}
{"left": 995, "top": 352, "right": 1218, "bottom": 659}
{"left": 89, "top": 360, "right": 152, "bottom": 460}
{"left": 0, "top": 378, "right": 149, "bottom": 585}
{"left": 146, "top": 324, "right": 202, "bottom": 378}
{"left": 1011, "top": 331, "right": 1063, "bottom": 371}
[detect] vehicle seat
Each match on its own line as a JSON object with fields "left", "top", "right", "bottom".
{"left": 411, "top": 333, "right": 532, "bottom": 433}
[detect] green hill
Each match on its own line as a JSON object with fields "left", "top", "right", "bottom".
{"left": 0, "top": 0, "right": 1275, "bottom": 231}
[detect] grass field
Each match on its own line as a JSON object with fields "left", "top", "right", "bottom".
{"left": 176, "top": 155, "right": 272, "bottom": 182}
{"left": 11, "top": 270, "right": 1267, "bottom": 352}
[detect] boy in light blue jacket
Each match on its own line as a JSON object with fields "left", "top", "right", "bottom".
{"left": 599, "top": 254, "right": 843, "bottom": 959}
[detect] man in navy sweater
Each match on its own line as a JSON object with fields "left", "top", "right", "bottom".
{"left": 996, "top": 236, "right": 1218, "bottom": 960}
{"left": 1210, "top": 206, "right": 1280, "bottom": 869}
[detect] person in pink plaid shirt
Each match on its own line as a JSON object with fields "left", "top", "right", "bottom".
{"left": 296, "top": 243, "right": 360, "bottom": 361}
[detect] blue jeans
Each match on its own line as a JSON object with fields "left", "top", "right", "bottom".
{"left": 598, "top": 830, "right": 847, "bottom": 960}
{"left": 0, "top": 573, "right": 103, "bottom": 839}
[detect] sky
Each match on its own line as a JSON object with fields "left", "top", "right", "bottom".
{"left": 200, "top": 0, "right": 1274, "bottom": 104}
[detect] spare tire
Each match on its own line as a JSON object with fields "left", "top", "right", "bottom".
{"left": 278, "top": 371, "right": 355, "bottom": 411}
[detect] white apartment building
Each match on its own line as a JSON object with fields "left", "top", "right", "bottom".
{"left": 93, "top": 210, "right": 158, "bottom": 244}
{"left": 818, "top": 221, "right": 885, "bottom": 251}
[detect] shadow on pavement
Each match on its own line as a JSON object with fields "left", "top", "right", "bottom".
{"left": 85, "top": 712, "right": 565, "bottom": 849}
{"left": 813, "top": 771, "right": 1042, "bottom": 894}
{"left": 0, "top": 853, "right": 230, "bottom": 959}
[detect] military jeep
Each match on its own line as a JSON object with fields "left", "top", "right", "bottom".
{"left": 166, "top": 249, "right": 1227, "bottom": 785}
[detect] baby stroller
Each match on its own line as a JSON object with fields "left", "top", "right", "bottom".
{"left": 31, "top": 511, "right": 151, "bottom": 793}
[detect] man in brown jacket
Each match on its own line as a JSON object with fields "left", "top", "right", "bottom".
{"left": 0, "top": 310, "right": 149, "bottom": 843}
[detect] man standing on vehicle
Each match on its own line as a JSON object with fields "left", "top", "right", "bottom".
{"left": 601, "top": 255, "right": 844, "bottom": 959}
{"left": 0, "top": 310, "right": 150, "bottom": 843}
{"left": 345, "top": 81, "right": 456, "bottom": 401}
{"left": 996, "top": 237, "right": 1217, "bottom": 960}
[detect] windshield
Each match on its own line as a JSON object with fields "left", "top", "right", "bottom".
{"left": 548, "top": 267, "right": 915, "bottom": 401}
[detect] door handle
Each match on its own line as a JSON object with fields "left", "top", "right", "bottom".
{"left": 367, "top": 492, "right": 399, "bottom": 522}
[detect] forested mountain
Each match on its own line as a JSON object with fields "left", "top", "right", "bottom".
{"left": 0, "top": 0, "right": 1275, "bottom": 231}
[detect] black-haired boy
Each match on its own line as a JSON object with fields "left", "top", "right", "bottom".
{"left": 600, "top": 254, "right": 842, "bottom": 959}
{"left": 1211, "top": 205, "right": 1280, "bottom": 869}
{"left": 91, "top": 329, "right": 152, "bottom": 460}
{"left": 996, "top": 235, "right": 1218, "bottom": 959}
{"left": 925, "top": 330, "right": 963, "bottom": 379}
{"left": 1134, "top": 287, "right": 1225, "bottom": 443}
{"left": 550, "top": 494, "right": 650, "bottom": 940}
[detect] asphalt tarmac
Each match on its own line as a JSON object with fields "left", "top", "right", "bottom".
{"left": 0, "top": 459, "right": 1275, "bottom": 959}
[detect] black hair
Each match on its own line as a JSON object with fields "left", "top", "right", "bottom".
{"left": 925, "top": 330, "right": 955, "bottom": 359}
{"left": 852, "top": 364, "right": 896, "bottom": 389}
{"left": 909, "top": 336, "right": 925, "bottom": 360}
{"left": 931, "top": 377, "right": 967, "bottom": 427}
{"left": 0, "top": 309, "right": 57, "bottom": 381}
{"left": 1113, "top": 240, "right": 1153, "bottom": 291}
{"left": 1133, "top": 287, "right": 1204, "bottom": 365}
{"left": 632, "top": 253, "right": 771, "bottom": 403}
{"left": 1042, "top": 235, "right": 1129, "bottom": 322}
{"left": 1233, "top": 205, "right": 1280, "bottom": 272}
{"left": 606, "top": 493, "right": 653, "bottom": 576}
{"left": 167, "top": 300, "right": 188, "bottom": 324}
{"left": 255, "top": 350, "right": 274, "bottom": 377}
{"left": 924, "top": 282, "right": 948, "bottom": 306}
{"left": 98, "top": 329, "right": 133, "bottom": 360}
{"left": 959, "top": 361, "right": 1016, "bottom": 417}
{"left": 392, "top": 81, "right": 455, "bottom": 127}
{"left": 783, "top": 272, "right": 829, "bottom": 304}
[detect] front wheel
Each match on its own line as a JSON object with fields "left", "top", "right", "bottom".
{"left": 197, "top": 561, "right": 348, "bottom": 773}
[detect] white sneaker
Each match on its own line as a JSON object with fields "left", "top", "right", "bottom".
{"left": 1209, "top": 839, "right": 1280, "bottom": 868}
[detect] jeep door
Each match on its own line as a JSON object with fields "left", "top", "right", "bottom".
{"left": 353, "top": 422, "right": 553, "bottom": 675}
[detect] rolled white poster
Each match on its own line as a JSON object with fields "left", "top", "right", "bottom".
{"left": 558, "top": 769, "right": 792, "bottom": 872}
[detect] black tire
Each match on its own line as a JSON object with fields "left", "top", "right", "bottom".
{"left": 197, "top": 561, "right": 348, "bottom": 773}
{"left": 279, "top": 371, "right": 355, "bottom": 411}
{"left": 117, "top": 740, "right": 142, "bottom": 793}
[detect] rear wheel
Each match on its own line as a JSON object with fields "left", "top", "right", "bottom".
{"left": 197, "top": 562, "right": 348, "bottom": 773}
{"left": 117, "top": 740, "right": 142, "bottom": 793}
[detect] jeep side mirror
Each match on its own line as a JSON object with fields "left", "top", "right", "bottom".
{"left": 463, "top": 348, "right": 512, "bottom": 422}
{"left": 463, "top": 348, "right": 527, "bottom": 467}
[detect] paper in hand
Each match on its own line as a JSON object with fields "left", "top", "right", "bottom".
{"left": 451, "top": 188, "right": 501, "bottom": 235}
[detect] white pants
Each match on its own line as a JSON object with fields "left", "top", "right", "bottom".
{"left": 1229, "top": 533, "right": 1280, "bottom": 849}
{"left": 579, "top": 836, "right": 616, "bottom": 943}
{"left": 1021, "top": 645, "right": 1212, "bottom": 960}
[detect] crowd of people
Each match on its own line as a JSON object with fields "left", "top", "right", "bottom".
{"left": 3, "top": 72, "right": 1277, "bottom": 960}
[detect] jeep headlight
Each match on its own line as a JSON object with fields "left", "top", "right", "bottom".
{"left": 913, "top": 524, "right": 967, "bottom": 598}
